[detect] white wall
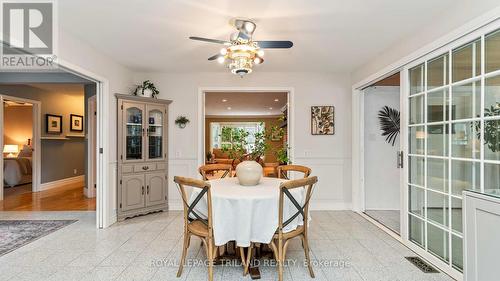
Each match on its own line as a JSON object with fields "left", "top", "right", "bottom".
{"left": 133, "top": 72, "right": 353, "bottom": 210}
{"left": 351, "top": 1, "right": 500, "bottom": 85}
{"left": 363, "top": 86, "right": 400, "bottom": 210}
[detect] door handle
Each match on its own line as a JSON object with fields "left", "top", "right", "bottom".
{"left": 147, "top": 185, "right": 149, "bottom": 194}
{"left": 397, "top": 151, "right": 404, "bottom": 168}
{"left": 142, "top": 186, "right": 144, "bottom": 195}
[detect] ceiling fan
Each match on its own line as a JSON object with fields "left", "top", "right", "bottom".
{"left": 189, "top": 18, "right": 293, "bottom": 77}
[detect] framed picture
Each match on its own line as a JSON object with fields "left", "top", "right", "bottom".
{"left": 46, "top": 114, "right": 62, "bottom": 134}
{"left": 70, "top": 114, "right": 84, "bottom": 132}
{"left": 311, "top": 106, "right": 335, "bottom": 135}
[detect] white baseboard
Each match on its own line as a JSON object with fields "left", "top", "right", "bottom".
{"left": 40, "top": 175, "right": 85, "bottom": 191}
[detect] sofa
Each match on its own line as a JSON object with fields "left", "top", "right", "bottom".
{"left": 212, "top": 148, "right": 237, "bottom": 165}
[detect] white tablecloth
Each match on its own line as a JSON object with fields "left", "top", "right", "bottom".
{"left": 188, "top": 177, "right": 306, "bottom": 247}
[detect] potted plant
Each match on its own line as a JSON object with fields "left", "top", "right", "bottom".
{"left": 221, "top": 123, "right": 289, "bottom": 185}
{"left": 133, "top": 80, "right": 160, "bottom": 98}
{"left": 175, "top": 116, "right": 190, "bottom": 128}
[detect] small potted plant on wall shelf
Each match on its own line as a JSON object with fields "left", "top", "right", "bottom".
{"left": 175, "top": 116, "right": 190, "bottom": 129}
{"left": 133, "top": 80, "right": 159, "bottom": 98}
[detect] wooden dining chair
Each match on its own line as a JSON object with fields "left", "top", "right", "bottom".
{"left": 174, "top": 176, "right": 217, "bottom": 281}
{"left": 277, "top": 164, "right": 311, "bottom": 180}
{"left": 199, "top": 163, "right": 233, "bottom": 180}
{"left": 244, "top": 176, "right": 318, "bottom": 281}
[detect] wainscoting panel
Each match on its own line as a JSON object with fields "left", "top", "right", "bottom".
{"left": 168, "top": 158, "right": 199, "bottom": 210}
{"left": 294, "top": 157, "right": 351, "bottom": 210}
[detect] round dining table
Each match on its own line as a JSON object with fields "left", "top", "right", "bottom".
{"left": 189, "top": 176, "right": 306, "bottom": 247}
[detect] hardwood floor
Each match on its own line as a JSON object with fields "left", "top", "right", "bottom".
{"left": 0, "top": 184, "right": 96, "bottom": 211}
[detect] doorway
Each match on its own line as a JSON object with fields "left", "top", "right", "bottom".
{"left": 0, "top": 96, "right": 40, "bottom": 204}
{"left": 199, "top": 88, "right": 294, "bottom": 173}
{"left": 0, "top": 84, "right": 96, "bottom": 211}
{"left": 362, "top": 73, "right": 403, "bottom": 235}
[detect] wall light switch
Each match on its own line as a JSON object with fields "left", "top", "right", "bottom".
{"left": 303, "top": 150, "right": 311, "bottom": 157}
{"left": 73, "top": 169, "right": 77, "bottom": 175}
{"left": 175, "top": 150, "right": 182, "bottom": 158}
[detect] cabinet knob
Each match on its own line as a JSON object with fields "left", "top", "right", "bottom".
{"left": 142, "top": 166, "right": 149, "bottom": 170}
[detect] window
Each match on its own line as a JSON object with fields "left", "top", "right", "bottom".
{"left": 210, "top": 122, "right": 264, "bottom": 153}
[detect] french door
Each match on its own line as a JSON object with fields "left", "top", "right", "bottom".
{"left": 405, "top": 26, "right": 500, "bottom": 277}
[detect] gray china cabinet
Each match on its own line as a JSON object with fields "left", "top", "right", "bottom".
{"left": 116, "top": 94, "right": 172, "bottom": 220}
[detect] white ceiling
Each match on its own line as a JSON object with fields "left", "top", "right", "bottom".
{"left": 205, "top": 92, "right": 287, "bottom": 116}
{"left": 59, "top": 0, "right": 458, "bottom": 73}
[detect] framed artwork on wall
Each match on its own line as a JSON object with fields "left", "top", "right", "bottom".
{"left": 70, "top": 114, "right": 84, "bottom": 132}
{"left": 46, "top": 114, "right": 63, "bottom": 134}
{"left": 311, "top": 106, "right": 335, "bottom": 135}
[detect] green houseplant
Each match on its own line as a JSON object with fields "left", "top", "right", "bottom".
{"left": 133, "top": 80, "right": 160, "bottom": 98}
{"left": 174, "top": 116, "right": 190, "bottom": 129}
{"left": 475, "top": 103, "right": 500, "bottom": 153}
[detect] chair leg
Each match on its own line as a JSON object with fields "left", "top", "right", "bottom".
{"left": 177, "top": 233, "right": 190, "bottom": 277}
{"left": 207, "top": 238, "right": 214, "bottom": 281}
{"left": 278, "top": 238, "right": 284, "bottom": 281}
{"left": 301, "top": 235, "right": 315, "bottom": 278}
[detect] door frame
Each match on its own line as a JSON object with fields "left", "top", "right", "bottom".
{"left": 197, "top": 87, "right": 294, "bottom": 169}
{"left": 0, "top": 95, "right": 41, "bottom": 201}
{"left": 47, "top": 59, "right": 109, "bottom": 228}
{"left": 86, "top": 95, "right": 97, "bottom": 198}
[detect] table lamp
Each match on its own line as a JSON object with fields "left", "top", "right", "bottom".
{"left": 3, "top": 144, "right": 19, "bottom": 158}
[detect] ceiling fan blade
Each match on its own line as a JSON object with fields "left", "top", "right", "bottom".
{"left": 208, "top": 54, "right": 223, "bottom": 61}
{"left": 256, "top": 40, "right": 293, "bottom": 48}
{"left": 189, "top": 36, "right": 229, "bottom": 45}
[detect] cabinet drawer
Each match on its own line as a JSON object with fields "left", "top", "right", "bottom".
{"left": 156, "top": 163, "right": 166, "bottom": 170}
{"left": 122, "top": 165, "right": 134, "bottom": 173}
{"left": 134, "top": 163, "right": 156, "bottom": 172}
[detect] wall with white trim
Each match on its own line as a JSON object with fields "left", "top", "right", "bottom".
{"left": 351, "top": 1, "right": 500, "bottom": 85}
{"left": 133, "top": 72, "right": 353, "bottom": 210}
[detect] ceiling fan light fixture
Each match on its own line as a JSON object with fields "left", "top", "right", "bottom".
{"left": 190, "top": 19, "right": 292, "bottom": 77}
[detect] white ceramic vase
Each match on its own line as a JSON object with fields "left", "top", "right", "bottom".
{"left": 236, "top": 160, "right": 263, "bottom": 186}
{"left": 142, "top": 88, "right": 153, "bottom": 98}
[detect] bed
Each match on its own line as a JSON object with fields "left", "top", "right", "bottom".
{"left": 3, "top": 143, "right": 33, "bottom": 189}
{"left": 3, "top": 157, "right": 32, "bottom": 187}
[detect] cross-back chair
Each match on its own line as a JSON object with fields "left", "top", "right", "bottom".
{"left": 174, "top": 176, "right": 217, "bottom": 281}
{"left": 277, "top": 164, "right": 311, "bottom": 180}
{"left": 199, "top": 163, "right": 233, "bottom": 180}
{"left": 244, "top": 176, "right": 318, "bottom": 281}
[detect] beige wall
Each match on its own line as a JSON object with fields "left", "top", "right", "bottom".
{"left": 3, "top": 105, "right": 33, "bottom": 149}
{"left": 205, "top": 116, "right": 284, "bottom": 163}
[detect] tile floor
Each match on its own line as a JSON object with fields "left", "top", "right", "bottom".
{"left": 364, "top": 210, "right": 400, "bottom": 234}
{"left": 0, "top": 211, "right": 456, "bottom": 281}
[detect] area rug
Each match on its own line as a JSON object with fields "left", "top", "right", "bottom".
{"left": 0, "top": 220, "right": 77, "bottom": 256}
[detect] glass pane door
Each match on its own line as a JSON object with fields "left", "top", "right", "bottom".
{"left": 147, "top": 108, "right": 163, "bottom": 159}
{"left": 125, "top": 106, "right": 143, "bottom": 160}
{"left": 406, "top": 28, "right": 500, "bottom": 274}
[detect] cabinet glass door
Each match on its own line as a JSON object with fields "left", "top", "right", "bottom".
{"left": 147, "top": 107, "right": 163, "bottom": 160}
{"left": 125, "top": 105, "right": 144, "bottom": 160}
